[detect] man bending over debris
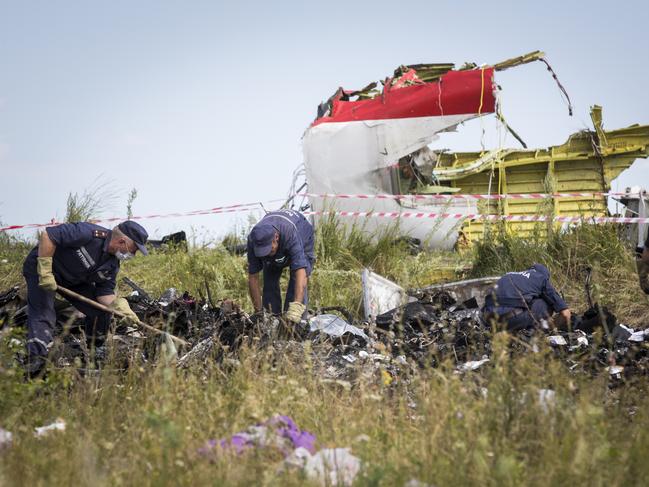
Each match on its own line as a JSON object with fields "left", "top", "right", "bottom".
{"left": 247, "top": 209, "right": 315, "bottom": 324}
{"left": 482, "top": 263, "right": 571, "bottom": 331}
{"left": 22, "top": 220, "right": 149, "bottom": 377}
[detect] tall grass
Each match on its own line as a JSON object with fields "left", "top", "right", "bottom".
{"left": 471, "top": 220, "right": 649, "bottom": 325}
{"left": 1, "top": 338, "right": 649, "bottom": 485}
{"left": 65, "top": 178, "right": 119, "bottom": 223}
{"left": 0, "top": 232, "right": 31, "bottom": 289}
{"left": 1, "top": 216, "right": 649, "bottom": 485}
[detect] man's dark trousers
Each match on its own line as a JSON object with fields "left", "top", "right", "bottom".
{"left": 24, "top": 271, "right": 111, "bottom": 359}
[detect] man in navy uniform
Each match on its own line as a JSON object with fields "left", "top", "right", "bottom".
{"left": 482, "top": 263, "right": 571, "bottom": 331}
{"left": 22, "top": 220, "right": 149, "bottom": 376}
{"left": 247, "top": 209, "right": 315, "bottom": 324}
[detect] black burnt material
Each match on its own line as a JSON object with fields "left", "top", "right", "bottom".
{"left": 1, "top": 280, "right": 647, "bottom": 382}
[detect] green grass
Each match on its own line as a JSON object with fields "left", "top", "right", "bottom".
{"left": 1, "top": 218, "right": 649, "bottom": 486}
{"left": 471, "top": 221, "right": 649, "bottom": 327}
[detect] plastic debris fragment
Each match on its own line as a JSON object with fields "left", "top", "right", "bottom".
{"left": 157, "top": 287, "right": 178, "bottom": 307}
{"left": 34, "top": 419, "right": 66, "bottom": 437}
{"left": 548, "top": 335, "right": 567, "bottom": 346}
{"left": 612, "top": 324, "right": 633, "bottom": 342}
{"left": 286, "top": 447, "right": 361, "bottom": 487}
{"left": 404, "top": 480, "right": 434, "bottom": 487}
{"left": 309, "top": 314, "right": 369, "bottom": 341}
{"left": 568, "top": 333, "right": 589, "bottom": 351}
{"left": 607, "top": 365, "right": 624, "bottom": 378}
{"left": 537, "top": 389, "right": 556, "bottom": 414}
{"left": 629, "top": 330, "right": 645, "bottom": 342}
{"left": 0, "top": 428, "right": 13, "bottom": 449}
{"left": 458, "top": 357, "right": 490, "bottom": 372}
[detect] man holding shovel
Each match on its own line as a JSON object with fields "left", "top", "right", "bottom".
{"left": 22, "top": 220, "right": 148, "bottom": 377}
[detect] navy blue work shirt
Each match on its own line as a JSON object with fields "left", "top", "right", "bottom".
{"left": 247, "top": 210, "right": 315, "bottom": 274}
{"left": 485, "top": 263, "right": 568, "bottom": 314}
{"left": 23, "top": 222, "right": 119, "bottom": 297}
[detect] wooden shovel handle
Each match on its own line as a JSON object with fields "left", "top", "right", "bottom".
{"left": 56, "top": 286, "right": 189, "bottom": 347}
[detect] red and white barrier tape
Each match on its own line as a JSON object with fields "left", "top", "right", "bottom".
{"left": 3, "top": 195, "right": 647, "bottom": 233}
{"left": 305, "top": 210, "right": 649, "bottom": 224}
{"left": 299, "top": 191, "right": 645, "bottom": 201}
{"left": 0, "top": 199, "right": 283, "bottom": 233}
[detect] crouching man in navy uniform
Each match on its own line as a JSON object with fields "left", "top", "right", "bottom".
{"left": 482, "top": 263, "right": 571, "bottom": 331}
{"left": 22, "top": 220, "right": 149, "bottom": 376}
{"left": 247, "top": 210, "right": 315, "bottom": 324}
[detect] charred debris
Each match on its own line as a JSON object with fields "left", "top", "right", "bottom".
{"left": 1, "top": 270, "right": 648, "bottom": 384}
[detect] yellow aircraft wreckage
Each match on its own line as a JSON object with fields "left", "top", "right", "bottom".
{"left": 297, "top": 51, "right": 649, "bottom": 249}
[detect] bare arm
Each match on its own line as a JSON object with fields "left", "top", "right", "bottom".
{"left": 38, "top": 231, "right": 56, "bottom": 257}
{"left": 97, "top": 294, "right": 116, "bottom": 306}
{"left": 292, "top": 268, "right": 307, "bottom": 304}
{"left": 248, "top": 273, "right": 262, "bottom": 312}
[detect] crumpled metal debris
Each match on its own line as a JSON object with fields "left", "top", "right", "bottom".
{"left": 373, "top": 292, "right": 491, "bottom": 368}
{"left": 2, "top": 272, "right": 649, "bottom": 383}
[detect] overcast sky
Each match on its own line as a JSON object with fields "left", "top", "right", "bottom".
{"left": 1, "top": 0, "right": 648, "bottom": 241}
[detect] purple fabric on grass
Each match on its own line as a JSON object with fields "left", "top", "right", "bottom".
{"left": 198, "top": 415, "right": 316, "bottom": 457}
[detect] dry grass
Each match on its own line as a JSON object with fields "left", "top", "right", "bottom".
{"left": 1, "top": 218, "right": 649, "bottom": 485}
{"left": 1, "top": 342, "right": 649, "bottom": 486}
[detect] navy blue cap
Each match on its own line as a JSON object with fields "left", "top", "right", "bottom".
{"left": 118, "top": 221, "right": 149, "bottom": 255}
{"left": 531, "top": 263, "right": 550, "bottom": 279}
{"left": 250, "top": 224, "right": 276, "bottom": 257}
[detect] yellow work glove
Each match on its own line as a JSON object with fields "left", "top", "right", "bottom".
{"left": 637, "top": 258, "right": 649, "bottom": 295}
{"left": 110, "top": 297, "right": 139, "bottom": 324}
{"left": 37, "top": 257, "right": 57, "bottom": 292}
{"left": 285, "top": 301, "right": 306, "bottom": 324}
